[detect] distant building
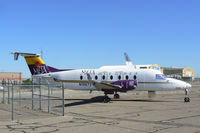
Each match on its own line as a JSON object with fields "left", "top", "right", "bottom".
{"left": 0, "top": 72, "right": 22, "bottom": 84}
{"left": 135, "top": 64, "right": 195, "bottom": 81}
{"left": 194, "top": 78, "right": 200, "bottom": 82}
{"left": 160, "top": 67, "right": 195, "bottom": 81}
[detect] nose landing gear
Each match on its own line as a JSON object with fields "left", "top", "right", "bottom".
{"left": 184, "top": 88, "right": 190, "bottom": 102}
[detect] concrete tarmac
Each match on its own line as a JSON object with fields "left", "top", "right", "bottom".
{"left": 0, "top": 86, "right": 200, "bottom": 133}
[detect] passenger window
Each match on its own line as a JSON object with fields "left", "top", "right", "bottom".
{"left": 95, "top": 75, "right": 98, "bottom": 80}
{"left": 102, "top": 75, "right": 105, "bottom": 80}
{"left": 110, "top": 75, "right": 113, "bottom": 80}
{"left": 125, "top": 75, "right": 129, "bottom": 80}
{"left": 118, "top": 75, "right": 121, "bottom": 80}
{"left": 80, "top": 75, "right": 83, "bottom": 80}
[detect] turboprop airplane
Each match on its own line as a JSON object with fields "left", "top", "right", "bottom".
{"left": 11, "top": 52, "right": 191, "bottom": 103}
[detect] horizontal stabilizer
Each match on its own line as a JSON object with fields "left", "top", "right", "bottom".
{"left": 11, "top": 52, "right": 40, "bottom": 60}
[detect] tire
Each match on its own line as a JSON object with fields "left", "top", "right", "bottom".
{"left": 184, "top": 97, "right": 190, "bottom": 102}
{"left": 114, "top": 94, "right": 120, "bottom": 99}
{"left": 103, "top": 96, "right": 111, "bottom": 103}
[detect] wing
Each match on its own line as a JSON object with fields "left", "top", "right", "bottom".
{"left": 87, "top": 74, "right": 121, "bottom": 90}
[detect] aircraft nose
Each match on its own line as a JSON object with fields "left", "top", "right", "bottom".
{"left": 180, "top": 82, "right": 191, "bottom": 89}
{"left": 170, "top": 78, "right": 192, "bottom": 90}
{"left": 186, "top": 83, "right": 192, "bottom": 88}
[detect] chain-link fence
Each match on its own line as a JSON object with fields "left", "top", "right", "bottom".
{"left": 0, "top": 78, "right": 65, "bottom": 121}
{"left": 1, "top": 77, "right": 200, "bottom": 121}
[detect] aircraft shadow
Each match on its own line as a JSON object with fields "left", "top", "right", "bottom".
{"left": 112, "top": 99, "right": 165, "bottom": 102}
{"left": 54, "top": 96, "right": 165, "bottom": 108}
{"left": 54, "top": 96, "right": 104, "bottom": 108}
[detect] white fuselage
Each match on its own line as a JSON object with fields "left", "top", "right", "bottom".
{"left": 39, "top": 65, "right": 191, "bottom": 92}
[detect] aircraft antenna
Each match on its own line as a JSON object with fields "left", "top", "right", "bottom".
{"left": 41, "top": 50, "right": 43, "bottom": 59}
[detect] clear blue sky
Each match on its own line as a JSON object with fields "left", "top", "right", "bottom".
{"left": 0, "top": 0, "right": 200, "bottom": 78}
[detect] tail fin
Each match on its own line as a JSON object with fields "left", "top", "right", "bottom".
{"left": 11, "top": 52, "right": 73, "bottom": 75}
{"left": 25, "top": 56, "right": 50, "bottom": 75}
{"left": 11, "top": 52, "right": 50, "bottom": 75}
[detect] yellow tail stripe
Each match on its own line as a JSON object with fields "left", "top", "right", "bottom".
{"left": 25, "top": 57, "right": 45, "bottom": 65}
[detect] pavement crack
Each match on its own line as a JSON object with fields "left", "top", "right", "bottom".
{"left": 40, "top": 129, "right": 60, "bottom": 133}
{"left": 69, "top": 112, "right": 200, "bottom": 129}
{"left": 165, "top": 114, "right": 200, "bottom": 121}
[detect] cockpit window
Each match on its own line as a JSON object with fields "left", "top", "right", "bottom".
{"left": 156, "top": 74, "right": 168, "bottom": 80}
{"left": 163, "top": 74, "right": 168, "bottom": 78}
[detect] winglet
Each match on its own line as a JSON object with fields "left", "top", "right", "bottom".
{"left": 87, "top": 73, "right": 96, "bottom": 86}
{"left": 87, "top": 73, "right": 92, "bottom": 81}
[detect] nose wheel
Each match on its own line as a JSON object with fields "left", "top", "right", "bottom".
{"left": 184, "top": 97, "right": 190, "bottom": 102}
{"left": 184, "top": 88, "right": 190, "bottom": 102}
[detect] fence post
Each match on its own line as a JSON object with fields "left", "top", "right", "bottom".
{"left": 19, "top": 85, "right": 21, "bottom": 106}
{"left": 62, "top": 82, "right": 65, "bottom": 116}
{"left": 39, "top": 77, "right": 42, "bottom": 110}
{"left": 51, "top": 86, "right": 53, "bottom": 95}
{"left": 8, "top": 79, "right": 10, "bottom": 104}
{"left": 32, "top": 77, "right": 34, "bottom": 110}
{"left": 48, "top": 83, "right": 50, "bottom": 113}
{"left": 2, "top": 80, "right": 5, "bottom": 104}
{"left": 12, "top": 84, "right": 14, "bottom": 121}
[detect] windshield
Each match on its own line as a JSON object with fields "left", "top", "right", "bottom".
{"left": 156, "top": 74, "right": 168, "bottom": 80}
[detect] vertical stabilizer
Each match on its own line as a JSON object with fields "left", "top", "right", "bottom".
{"left": 11, "top": 52, "right": 50, "bottom": 75}
{"left": 11, "top": 52, "right": 71, "bottom": 75}
{"left": 25, "top": 56, "right": 50, "bottom": 75}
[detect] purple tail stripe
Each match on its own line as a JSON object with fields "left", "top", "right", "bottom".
{"left": 28, "top": 64, "right": 73, "bottom": 75}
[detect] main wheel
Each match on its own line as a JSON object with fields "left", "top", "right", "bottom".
{"left": 184, "top": 97, "right": 190, "bottom": 102}
{"left": 103, "top": 96, "right": 111, "bottom": 103}
{"left": 114, "top": 94, "right": 120, "bottom": 99}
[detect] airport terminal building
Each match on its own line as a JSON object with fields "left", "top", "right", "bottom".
{"left": 0, "top": 72, "right": 22, "bottom": 85}
{"left": 161, "top": 67, "right": 195, "bottom": 81}
{"left": 136, "top": 64, "right": 195, "bottom": 81}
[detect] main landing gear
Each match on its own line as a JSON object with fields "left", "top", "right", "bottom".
{"left": 103, "top": 95, "right": 111, "bottom": 103}
{"left": 103, "top": 91, "right": 112, "bottom": 103}
{"left": 103, "top": 92, "right": 120, "bottom": 103}
{"left": 184, "top": 88, "right": 190, "bottom": 103}
{"left": 114, "top": 93, "right": 120, "bottom": 99}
